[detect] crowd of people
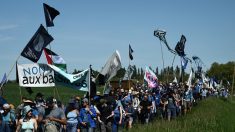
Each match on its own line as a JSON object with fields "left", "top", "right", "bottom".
{"left": 0, "top": 80, "right": 229, "bottom": 132}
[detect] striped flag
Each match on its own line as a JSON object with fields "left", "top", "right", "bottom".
{"left": 44, "top": 48, "right": 67, "bottom": 72}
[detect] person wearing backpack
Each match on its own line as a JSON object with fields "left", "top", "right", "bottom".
{"left": 109, "top": 98, "right": 124, "bottom": 132}
{"left": 38, "top": 97, "right": 66, "bottom": 132}
{"left": 0, "top": 103, "right": 16, "bottom": 132}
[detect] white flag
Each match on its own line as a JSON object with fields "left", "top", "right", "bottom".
{"left": 123, "top": 65, "right": 134, "bottom": 80}
{"left": 100, "top": 50, "right": 122, "bottom": 82}
{"left": 187, "top": 69, "right": 193, "bottom": 87}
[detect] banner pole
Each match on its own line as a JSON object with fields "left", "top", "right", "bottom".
{"left": 18, "top": 86, "right": 22, "bottom": 102}
{"left": 128, "top": 45, "right": 131, "bottom": 90}
{"left": 89, "top": 66, "right": 91, "bottom": 105}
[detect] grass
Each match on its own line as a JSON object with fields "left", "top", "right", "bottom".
{"left": 128, "top": 97, "right": 235, "bottom": 132}
{"left": 1, "top": 82, "right": 88, "bottom": 106}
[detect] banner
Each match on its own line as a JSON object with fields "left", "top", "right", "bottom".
{"left": 144, "top": 66, "right": 158, "bottom": 88}
{"left": 17, "top": 63, "right": 55, "bottom": 87}
{"left": 48, "top": 64, "right": 89, "bottom": 91}
{"left": 48, "top": 64, "right": 88, "bottom": 83}
{"left": 54, "top": 69, "right": 89, "bottom": 92}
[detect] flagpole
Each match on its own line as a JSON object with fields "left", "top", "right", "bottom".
{"left": 159, "top": 41, "right": 165, "bottom": 82}
{"left": 89, "top": 65, "right": 91, "bottom": 105}
{"left": 128, "top": 45, "right": 131, "bottom": 90}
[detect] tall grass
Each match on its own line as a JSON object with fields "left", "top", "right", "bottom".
{"left": 128, "top": 97, "right": 235, "bottom": 132}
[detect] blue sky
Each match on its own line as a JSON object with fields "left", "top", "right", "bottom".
{"left": 0, "top": 1, "right": 235, "bottom": 80}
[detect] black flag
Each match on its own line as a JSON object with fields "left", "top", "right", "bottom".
{"left": 129, "top": 44, "right": 134, "bottom": 60}
{"left": 21, "top": 24, "right": 54, "bottom": 62}
{"left": 175, "top": 35, "right": 186, "bottom": 56}
{"left": 43, "top": 3, "right": 60, "bottom": 27}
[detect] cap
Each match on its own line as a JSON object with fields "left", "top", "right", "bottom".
{"left": 75, "top": 96, "right": 81, "bottom": 100}
{"left": 3, "top": 103, "right": 10, "bottom": 109}
{"left": 120, "top": 89, "right": 124, "bottom": 92}
{"left": 96, "top": 91, "right": 101, "bottom": 95}
{"left": 82, "top": 98, "right": 88, "bottom": 103}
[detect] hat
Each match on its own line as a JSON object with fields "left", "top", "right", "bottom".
{"left": 36, "top": 92, "right": 44, "bottom": 97}
{"left": 120, "top": 89, "right": 124, "bottom": 92}
{"left": 96, "top": 91, "right": 101, "bottom": 96}
{"left": 82, "top": 98, "right": 89, "bottom": 103}
{"left": 3, "top": 103, "right": 10, "bottom": 109}
{"left": 46, "top": 97, "right": 54, "bottom": 104}
{"left": 75, "top": 96, "right": 80, "bottom": 100}
{"left": 23, "top": 99, "right": 34, "bottom": 103}
{"left": 23, "top": 105, "right": 32, "bottom": 115}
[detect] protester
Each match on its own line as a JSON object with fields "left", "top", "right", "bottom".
{"left": 97, "top": 99, "right": 112, "bottom": 132}
{"left": 38, "top": 96, "right": 66, "bottom": 132}
{"left": 34, "top": 92, "right": 46, "bottom": 117}
{"left": 16, "top": 105, "right": 38, "bottom": 132}
{"left": 0, "top": 103, "right": 16, "bottom": 132}
{"left": 65, "top": 98, "right": 79, "bottom": 132}
{"left": 139, "top": 95, "right": 152, "bottom": 124}
{"left": 110, "top": 99, "right": 124, "bottom": 132}
{"left": 78, "top": 98, "right": 97, "bottom": 132}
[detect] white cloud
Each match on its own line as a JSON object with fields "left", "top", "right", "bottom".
{"left": 0, "top": 24, "right": 18, "bottom": 30}
{"left": 0, "top": 35, "right": 13, "bottom": 41}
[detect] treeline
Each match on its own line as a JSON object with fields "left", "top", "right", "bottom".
{"left": 72, "top": 61, "right": 235, "bottom": 88}
{"left": 72, "top": 65, "right": 189, "bottom": 83}
{"left": 207, "top": 61, "right": 235, "bottom": 88}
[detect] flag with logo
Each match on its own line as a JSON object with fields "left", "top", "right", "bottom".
{"left": 181, "top": 56, "right": 188, "bottom": 70}
{"left": 99, "top": 50, "right": 122, "bottom": 82}
{"left": 175, "top": 35, "right": 186, "bottom": 56}
{"left": 43, "top": 3, "right": 60, "bottom": 27}
{"left": 187, "top": 69, "right": 193, "bottom": 87}
{"left": 123, "top": 65, "right": 134, "bottom": 80}
{"left": 44, "top": 48, "right": 67, "bottom": 71}
{"left": 21, "top": 24, "right": 54, "bottom": 62}
{"left": 144, "top": 66, "right": 158, "bottom": 88}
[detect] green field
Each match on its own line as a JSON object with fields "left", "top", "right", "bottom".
{"left": 2, "top": 83, "right": 235, "bottom": 131}
{"left": 128, "top": 97, "right": 235, "bottom": 132}
{"left": 2, "top": 82, "right": 88, "bottom": 106}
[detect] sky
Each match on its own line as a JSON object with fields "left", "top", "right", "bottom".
{"left": 0, "top": 0, "right": 235, "bottom": 80}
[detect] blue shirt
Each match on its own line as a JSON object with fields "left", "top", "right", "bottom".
{"left": 78, "top": 106, "right": 96, "bottom": 128}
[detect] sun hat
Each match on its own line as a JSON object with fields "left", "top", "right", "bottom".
{"left": 23, "top": 105, "right": 32, "bottom": 115}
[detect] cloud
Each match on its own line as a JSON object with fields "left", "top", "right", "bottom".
{"left": 0, "top": 35, "right": 13, "bottom": 41}
{"left": 0, "top": 24, "right": 18, "bottom": 30}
